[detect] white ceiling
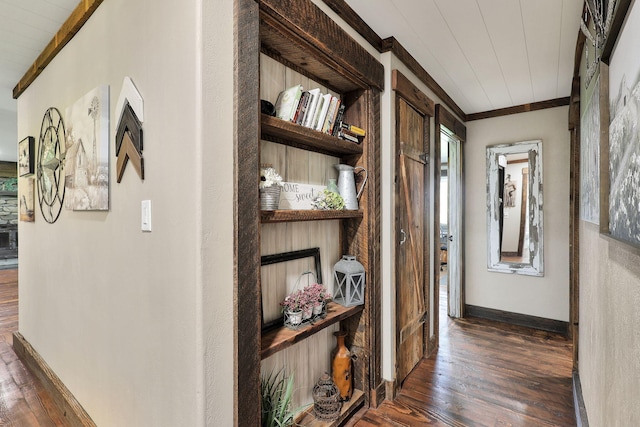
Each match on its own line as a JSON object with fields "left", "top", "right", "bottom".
{"left": 345, "top": 0, "right": 584, "bottom": 115}
{"left": 0, "top": 0, "right": 77, "bottom": 162}
{"left": 0, "top": 0, "right": 584, "bottom": 160}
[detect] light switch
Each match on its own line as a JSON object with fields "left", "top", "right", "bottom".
{"left": 141, "top": 200, "right": 152, "bottom": 231}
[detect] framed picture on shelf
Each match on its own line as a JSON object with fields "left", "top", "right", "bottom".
{"left": 260, "top": 247, "right": 323, "bottom": 332}
{"left": 601, "top": 0, "right": 640, "bottom": 247}
{"left": 18, "top": 136, "right": 34, "bottom": 177}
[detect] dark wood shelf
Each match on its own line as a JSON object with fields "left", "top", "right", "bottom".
{"left": 295, "top": 389, "right": 365, "bottom": 426}
{"left": 261, "top": 115, "right": 363, "bottom": 156}
{"left": 261, "top": 209, "right": 363, "bottom": 223}
{"left": 260, "top": 1, "right": 384, "bottom": 93}
{"left": 261, "top": 302, "right": 363, "bottom": 359}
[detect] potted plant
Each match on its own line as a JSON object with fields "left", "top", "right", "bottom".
{"left": 261, "top": 369, "right": 296, "bottom": 427}
{"left": 303, "top": 282, "right": 332, "bottom": 316}
{"left": 280, "top": 289, "right": 310, "bottom": 327}
{"left": 312, "top": 189, "right": 345, "bottom": 210}
{"left": 260, "top": 166, "right": 283, "bottom": 210}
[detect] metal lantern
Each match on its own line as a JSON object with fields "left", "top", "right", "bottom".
{"left": 333, "top": 255, "right": 365, "bottom": 307}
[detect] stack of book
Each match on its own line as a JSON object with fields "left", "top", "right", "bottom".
{"left": 335, "top": 122, "right": 365, "bottom": 144}
{"left": 273, "top": 85, "right": 365, "bottom": 143}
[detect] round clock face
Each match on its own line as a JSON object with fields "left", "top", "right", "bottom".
{"left": 37, "top": 107, "right": 66, "bottom": 223}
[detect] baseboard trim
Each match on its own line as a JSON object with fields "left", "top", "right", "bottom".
{"left": 12, "top": 332, "right": 96, "bottom": 427}
{"left": 465, "top": 305, "right": 569, "bottom": 335}
{"left": 384, "top": 379, "right": 397, "bottom": 402}
{"left": 370, "top": 380, "right": 386, "bottom": 408}
{"left": 573, "top": 370, "right": 589, "bottom": 427}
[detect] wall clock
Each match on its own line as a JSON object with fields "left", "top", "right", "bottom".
{"left": 37, "top": 107, "right": 67, "bottom": 223}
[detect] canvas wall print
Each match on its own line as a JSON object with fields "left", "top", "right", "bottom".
{"left": 65, "top": 85, "right": 109, "bottom": 210}
{"left": 580, "top": 77, "right": 600, "bottom": 224}
{"left": 18, "top": 136, "right": 34, "bottom": 177}
{"left": 608, "top": 1, "right": 640, "bottom": 246}
{"left": 19, "top": 178, "right": 35, "bottom": 222}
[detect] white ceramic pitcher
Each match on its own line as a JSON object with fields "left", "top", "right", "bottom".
{"left": 334, "top": 164, "right": 368, "bottom": 210}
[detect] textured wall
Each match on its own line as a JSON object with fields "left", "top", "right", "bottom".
{"left": 579, "top": 223, "right": 640, "bottom": 426}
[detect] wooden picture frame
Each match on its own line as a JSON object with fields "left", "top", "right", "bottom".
{"left": 599, "top": 0, "right": 640, "bottom": 250}
{"left": 260, "top": 247, "right": 323, "bottom": 332}
{"left": 18, "top": 136, "right": 34, "bottom": 177}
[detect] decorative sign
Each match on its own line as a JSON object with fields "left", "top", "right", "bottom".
{"left": 115, "top": 77, "right": 144, "bottom": 183}
{"left": 278, "top": 182, "right": 325, "bottom": 210}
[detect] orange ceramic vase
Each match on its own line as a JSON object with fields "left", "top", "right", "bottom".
{"left": 332, "top": 330, "right": 353, "bottom": 401}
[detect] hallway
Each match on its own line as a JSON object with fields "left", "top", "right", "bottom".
{"left": 351, "top": 272, "right": 576, "bottom": 426}
{"left": 0, "top": 269, "right": 65, "bottom": 426}
{"left": 0, "top": 266, "right": 576, "bottom": 426}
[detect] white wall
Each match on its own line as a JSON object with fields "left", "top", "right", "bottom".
{"left": 16, "top": 0, "right": 235, "bottom": 425}
{"left": 465, "top": 107, "right": 570, "bottom": 321}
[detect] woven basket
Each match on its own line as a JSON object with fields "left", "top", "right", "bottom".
{"left": 260, "top": 185, "right": 281, "bottom": 210}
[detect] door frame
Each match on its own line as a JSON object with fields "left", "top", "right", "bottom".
{"left": 392, "top": 70, "right": 434, "bottom": 388}
{"left": 433, "top": 105, "right": 466, "bottom": 352}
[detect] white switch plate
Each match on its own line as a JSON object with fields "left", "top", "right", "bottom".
{"left": 141, "top": 200, "right": 152, "bottom": 231}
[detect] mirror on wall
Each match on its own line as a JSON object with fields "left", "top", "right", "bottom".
{"left": 486, "top": 140, "right": 543, "bottom": 276}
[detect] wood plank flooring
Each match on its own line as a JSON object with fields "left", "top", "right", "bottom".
{"left": 0, "top": 268, "right": 576, "bottom": 426}
{"left": 0, "top": 269, "right": 66, "bottom": 426}
{"left": 350, "top": 274, "right": 576, "bottom": 426}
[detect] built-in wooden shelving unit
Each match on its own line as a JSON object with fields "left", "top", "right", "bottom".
{"left": 237, "top": 0, "right": 383, "bottom": 425}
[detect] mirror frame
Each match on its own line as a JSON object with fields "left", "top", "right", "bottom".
{"left": 486, "top": 140, "right": 544, "bottom": 276}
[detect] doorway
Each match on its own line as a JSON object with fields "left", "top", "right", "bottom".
{"left": 434, "top": 105, "right": 466, "bottom": 343}
{"left": 392, "top": 70, "right": 434, "bottom": 386}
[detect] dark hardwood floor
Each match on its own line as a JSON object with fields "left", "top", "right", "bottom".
{"left": 351, "top": 272, "right": 576, "bottom": 426}
{"left": 0, "top": 268, "right": 576, "bottom": 426}
{"left": 0, "top": 268, "right": 66, "bottom": 426}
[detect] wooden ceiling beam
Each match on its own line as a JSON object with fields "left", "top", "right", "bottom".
{"left": 466, "top": 97, "right": 571, "bottom": 122}
{"left": 13, "top": 0, "right": 104, "bottom": 99}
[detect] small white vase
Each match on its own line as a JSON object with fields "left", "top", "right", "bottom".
{"left": 287, "top": 309, "right": 303, "bottom": 326}
{"left": 313, "top": 302, "right": 324, "bottom": 316}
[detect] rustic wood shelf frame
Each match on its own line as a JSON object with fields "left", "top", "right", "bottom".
{"left": 237, "top": 0, "right": 383, "bottom": 424}
{"left": 261, "top": 303, "right": 363, "bottom": 359}
{"left": 260, "top": 209, "right": 363, "bottom": 223}
{"left": 261, "top": 114, "right": 363, "bottom": 156}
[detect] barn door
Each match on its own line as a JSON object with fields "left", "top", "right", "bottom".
{"left": 395, "top": 96, "right": 430, "bottom": 385}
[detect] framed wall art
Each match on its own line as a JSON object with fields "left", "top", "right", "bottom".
{"left": 18, "top": 136, "right": 34, "bottom": 177}
{"left": 64, "top": 85, "right": 110, "bottom": 211}
{"left": 19, "top": 178, "right": 35, "bottom": 222}
{"left": 580, "top": 76, "right": 600, "bottom": 224}
{"left": 600, "top": 0, "right": 640, "bottom": 248}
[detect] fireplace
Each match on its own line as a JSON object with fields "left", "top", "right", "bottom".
{"left": 0, "top": 224, "right": 17, "bottom": 258}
